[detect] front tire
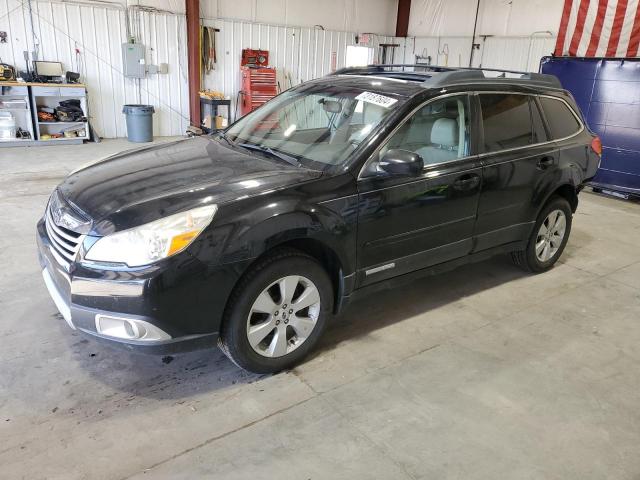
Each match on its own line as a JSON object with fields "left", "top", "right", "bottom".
{"left": 511, "top": 196, "right": 572, "bottom": 273}
{"left": 218, "top": 248, "right": 333, "bottom": 373}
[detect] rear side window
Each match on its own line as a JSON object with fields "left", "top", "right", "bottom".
{"left": 479, "top": 94, "right": 538, "bottom": 152}
{"left": 539, "top": 96, "right": 582, "bottom": 139}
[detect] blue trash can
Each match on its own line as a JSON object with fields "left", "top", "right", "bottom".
{"left": 122, "top": 104, "right": 155, "bottom": 142}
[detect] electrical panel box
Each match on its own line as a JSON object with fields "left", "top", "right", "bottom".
{"left": 122, "top": 42, "right": 146, "bottom": 78}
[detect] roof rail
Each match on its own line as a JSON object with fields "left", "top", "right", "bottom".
{"left": 331, "top": 64, "right": 562, "bottom": 89}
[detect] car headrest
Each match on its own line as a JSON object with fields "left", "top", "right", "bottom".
{"left": 430, "top": 118, "right": 457, "bottom": 147}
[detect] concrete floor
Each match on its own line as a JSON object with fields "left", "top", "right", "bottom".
{"left": 2, "top": 138, "right": 640, "bottom": 480}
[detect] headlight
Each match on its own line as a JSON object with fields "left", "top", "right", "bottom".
{"left": 85, "top": 205, "right": 217, "bottom": 267}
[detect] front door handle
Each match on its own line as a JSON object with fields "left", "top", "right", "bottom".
{"left": 453, "top": 174, "right": 480, "bottom": 190}
{"left": 537, "top": 156, "right": 554, "bottom": 169}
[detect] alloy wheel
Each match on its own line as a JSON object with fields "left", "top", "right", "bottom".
{"left": 246, "top": 275, "right": 321, "bottom": 358}
{"left": 535, "top": 209, "right": 567, "bottom": 262}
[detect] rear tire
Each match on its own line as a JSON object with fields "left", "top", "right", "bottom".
{"left": 511, "top": 196, "right": 572, "bottom": 273}
{"left": 218, "top": 248, "right": 333, "bottom": 374}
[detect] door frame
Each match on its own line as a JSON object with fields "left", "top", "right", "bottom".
{"left": 357, "top": 91, "right": 481, "bottom": 180}
{"left": 354, "top": 91, "right": 483, "bottom": 286}
{"left": 471, "top": 91, "right": 584, "bottom": 252}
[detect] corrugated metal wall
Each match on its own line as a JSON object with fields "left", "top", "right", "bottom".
{"left": 1, "top": 0, "right": 558, "bottom": 138}
{"left": 409, "top": 37, "right": 475, "bottom": 67}
{"left": 478, "top": 35, "right": 557, "bottom": 72}
{"left": 199, "top": 18, "right": 405, "bottom": 120}
{"left": 0, "top": 0, "right": 189, "bottom": 138}
{"left": 398, "top": 35, "right": 556, "bottom": 71}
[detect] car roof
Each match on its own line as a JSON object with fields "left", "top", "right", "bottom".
{"left": 300, "top": 74, "right": 426, "bottom": 98}
{"left": 308, "top": 64, "right": 563, "bottom": 98}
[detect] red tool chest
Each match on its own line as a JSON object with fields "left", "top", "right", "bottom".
{"left": 239, "top": 66, "right": 277, "bottom": 116}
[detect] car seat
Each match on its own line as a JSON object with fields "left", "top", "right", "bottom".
{"left": 416, "top": 118, "right": 459, "bottom": 164}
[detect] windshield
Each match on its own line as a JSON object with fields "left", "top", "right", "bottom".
{"left": 225, "top": 84, "right": 402, "bottom": 170}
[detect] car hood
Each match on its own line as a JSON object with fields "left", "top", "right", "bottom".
{"left": 56, "top": 136, "right": 322, "bottom": 235}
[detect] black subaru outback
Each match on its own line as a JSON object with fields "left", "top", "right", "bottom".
{"left": 37, "top": 65, "right": 601, "bottom": 373}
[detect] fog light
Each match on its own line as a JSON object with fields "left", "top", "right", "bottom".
{"left": 121, "top": 319, "right": 148, "bottom": 339}
{"left": 95, "top": 314, "right": 171, "bottom": 341}
{"left": 123, "top": 320, "right": 136, "bottom": 338}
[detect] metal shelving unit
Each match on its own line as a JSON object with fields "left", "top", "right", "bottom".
{"left": 31, "top": 85, "right": 89, "bottom": 145}
{"left": 200, "top": 97, "right": 232, "bottom": 133}
{"left": 0, "top": 82, "right": 89, "bottom": 147}
{"left": 0, "top": 84, "right": 35, "bottom": 147}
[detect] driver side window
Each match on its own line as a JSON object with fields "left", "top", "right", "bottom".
{"left": 377, "top": 95, "right": 470, "bottom": 171}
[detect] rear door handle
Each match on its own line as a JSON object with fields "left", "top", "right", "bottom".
{"left": 453, "top": 174, "right": 480, "bottom": 190}
{"left": 537, "top": 156, "right": 554, "bottom": 169}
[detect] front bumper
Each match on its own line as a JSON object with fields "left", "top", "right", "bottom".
{"left": 37, "top": 218, "right": 249, "bottom": 354}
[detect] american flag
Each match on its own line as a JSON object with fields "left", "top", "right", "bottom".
{"left": 554, "top": 0, "right": 640, "bottom": 57}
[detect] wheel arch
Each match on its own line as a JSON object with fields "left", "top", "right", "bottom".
{"left": 271, "top": 238, "right": 345, "bottom": 313}
{"left": 223, "top": 236, "right": 347, "bottom": 323}
{"left": 526, "top": 181, "right": 578, "bottom": 244}
{"left": 536, "top": 182, "right": 579, "bottom": 218}
{"left": 553, "top": 183, "right": 579, "bottom": 212}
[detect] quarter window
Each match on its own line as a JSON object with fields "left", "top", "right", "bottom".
{"left": 479, "top": 94, "right": 539, "bottom": 152}
{"left": 378, "top": 95, "right": 470, "bottom": 167}
{"left": 531, "top": 98, "right": 549, "bottom": 144}
{"left": 539, "top": 96, "right": 582, "bottom": 140}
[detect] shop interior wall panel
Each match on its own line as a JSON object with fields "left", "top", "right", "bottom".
{"left": 0, "top": 0, "right": 189, "bottom": 138}
{"left": 1, "top": 0, "right": 568, "bottom": 139}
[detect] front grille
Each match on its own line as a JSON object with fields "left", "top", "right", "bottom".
{"left": 45, "top": 203, "right": 83, "bottom": 265}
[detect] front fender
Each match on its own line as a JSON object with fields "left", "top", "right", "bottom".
{"left": 249, "top": 198, "right": 357, "bottom": 273}
{"left": 192, "top": 192, "right": 359, "bottom": 277}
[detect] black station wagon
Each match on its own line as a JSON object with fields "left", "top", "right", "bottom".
{"left": 37, "top": 65, "right": 601, "bottom": 373}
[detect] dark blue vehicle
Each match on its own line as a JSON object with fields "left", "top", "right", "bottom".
{"left": 37, "top": 65, "right": 601, "bottom": 373}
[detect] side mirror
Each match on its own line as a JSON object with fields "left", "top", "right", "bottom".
{"left": 320, "top": 99, "right": 342, "bottom": 113}
{"left": 379, "top": 149, "right": 424, "bottom": 176}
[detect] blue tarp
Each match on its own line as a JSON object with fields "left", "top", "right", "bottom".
{"left": 540, "top": 56, "right": 640, "bottom": 197}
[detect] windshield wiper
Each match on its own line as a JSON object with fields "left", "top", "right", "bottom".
{"left": 236, "top": 142, "right": 302, "bottom": 168}
{"left": 215, "top": 131, "right": 234, "bottom": 146}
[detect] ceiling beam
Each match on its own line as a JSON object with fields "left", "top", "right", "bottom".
{"left": 396, "top": 0, "right": 411, "bottom": 37}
